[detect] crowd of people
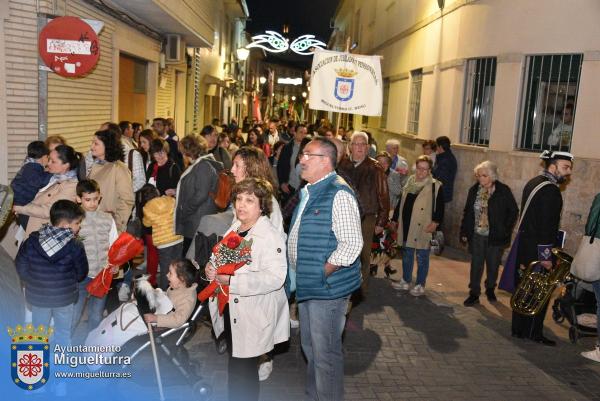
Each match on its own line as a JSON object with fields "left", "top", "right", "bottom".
{"left": 9, "top": 114, "right": 600, "bottom": 400}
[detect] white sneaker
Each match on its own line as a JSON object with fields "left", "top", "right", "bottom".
{"left": 290, "top": 319, "right": 300, "bottom": 329}
{"left": 391, "top": 279, "right": 410, "bottom": 291}
{"left": 258, "top": 359, "right": 273, "bottom": 381}
{"left": 118, "top": 285, "right": 131, "bottom": 302}
{"left": 410, "top": 284, "right": 425, "bottom": 297}
{"left": 581, "top": 345, "right": 600, "bottom": 363}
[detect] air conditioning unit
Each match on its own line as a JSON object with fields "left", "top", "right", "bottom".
{"left": 165, "top": 34, "right": 182, "bottom": 63}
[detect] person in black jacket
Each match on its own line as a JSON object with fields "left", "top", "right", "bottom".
{"left": 511, "top": 150, "right": 573, "bottom": 346}
{"left": 15, "top": 200, "right": 88, "bottom": 346}
{"left": 146, "top": 138, "right": 182, "bottom": 196}
{"left": 276, "top": 125, "right": 309, "bottom": 206}
{"left": 201, "top": 125, "right": 232, "bottom": 170}
{"left": 460, "top": 161, "right": 518, "bottom": 306}
{"left": 432, "top": 136, "right": 457, "bottom": 203}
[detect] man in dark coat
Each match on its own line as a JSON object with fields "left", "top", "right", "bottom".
{"left": 511, "top": 150, "right": 573, "bottom": 346}
{"left": 432, "top": 136, "right": 457, "bottom": 203}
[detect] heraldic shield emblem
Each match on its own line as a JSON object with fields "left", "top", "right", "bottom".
{"left": 334, "top": 77, "right": 354, "bottom": 101}
{"left": 333, "top": 67, "right": 358, "bottom": 102}
{"left": 8, "top": 324, "right": 52, "bottom": 390}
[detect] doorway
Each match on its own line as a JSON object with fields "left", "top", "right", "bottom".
{"left": 119, "top": 54, "right": 147, "bottom": 125}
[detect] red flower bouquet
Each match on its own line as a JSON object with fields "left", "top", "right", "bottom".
{"left": 198, "top": 231, "right": 253, "bottom": 315}
{"left": 86, "top": 232, "right": 144, "bottom": 298}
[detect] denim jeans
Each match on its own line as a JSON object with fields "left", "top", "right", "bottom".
{"left": 593, "top": 280, "right": 600, "bottom": 346}
{"left": 402, "top": 246, "right": 431, "bottom": 286}
{"left": 298, "top": 297, "right": 349, "bottom": 401}
{"left": 468, "top": 233, "right": 504, "bottom": 296}
{"left": 31, "top": 303, "right": 74, "bottom": 346}
{"left": 72, "top": 277, "right": 106, "bottom": 334}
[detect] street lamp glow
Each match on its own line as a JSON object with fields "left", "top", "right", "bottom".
{"left": 291, "top": 96, "right": 296, "bottom": 101}
{"left": 259, "top": 76, "right": 267, "bottom": 84}
{"left": 236, "top": 47, "right": 249, "bottom": 61}
{"left": 302, "top": 91, "right": 307, "bottom": 98}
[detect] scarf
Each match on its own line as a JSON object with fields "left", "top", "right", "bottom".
{"left": 541, "top": 170, "right": 560, "bottom": 185}
{"left": 38, "top": 224, "right": 75, "bottom": 257}
{"left": 403, "top": 174, "right": 432, "bottom": 195}
{"left": 48, "top": 169, "right": 77, "bottom": 186}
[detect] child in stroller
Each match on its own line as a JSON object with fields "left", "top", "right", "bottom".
{"left": 85, "top": 259, "right": 211, "bottom": 399}
{"left": 552, "top": 276, "right": 598, "bottom": 344}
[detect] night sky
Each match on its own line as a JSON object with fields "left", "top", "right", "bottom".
{"left": 245, "top": 0, "right": 340, "bottom": 68}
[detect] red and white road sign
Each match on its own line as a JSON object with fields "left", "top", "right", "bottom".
{"left": 38, "top": 16, "right": 100, "bottom": 78}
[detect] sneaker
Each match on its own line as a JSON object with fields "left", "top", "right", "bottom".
{"left": 410, "top": 284, "right": 425, "bottom": 297}
{"left": 485, "top": 288, "right": 497, "bottom": 302}
{"left": 258, "top": 359, "right": 273, "bottom": 381}
{"left": 118, "top": 285, "right": 131, "bottom": 302}
{"left": 290, "top": 319, "right": 300, "bottom": 329}
{"left": 391, "top": 279, "right": 410, "bottom": 291}
{"left": 463, "top": 294, "right": 480, "bottom": 307}
{"left": 581, "top": 345, "right": 600, "bottom": 363}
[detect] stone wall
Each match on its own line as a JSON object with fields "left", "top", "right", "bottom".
{"left": 369, "top": 128, "right": 595, "bottom": 256}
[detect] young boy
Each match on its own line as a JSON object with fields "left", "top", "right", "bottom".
{"left": 10, "top": 141, "right": 52, "bottom": 229}
{"left": 72, "top": 180, "right": 118, "bottom": 335}
{"left": 15, "top": 199, "right": 88, "bottom": 346}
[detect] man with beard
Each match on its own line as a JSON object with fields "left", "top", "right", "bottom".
{"left": 511, "top": 150, "right": 573, "bottom": 346}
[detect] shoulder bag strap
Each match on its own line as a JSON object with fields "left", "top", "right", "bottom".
{"left": 516, "top": 180, "right": 553, "bottom": 230}
{"left": 431, "top": 182, "right": 436, "bottom": 220}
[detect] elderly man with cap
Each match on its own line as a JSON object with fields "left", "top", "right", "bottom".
{"left": 511, "top": 150, "right": 574, "bottom": 346}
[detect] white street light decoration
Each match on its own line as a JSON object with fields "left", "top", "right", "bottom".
{"left": 259, "top": 76, "right": 267, "bottom": 84}
{"left": 291, "top": 96, "right": 296, "bottom": 101}
{"left": 246, "top": 31, "right": 326, "bottom": 55}
{"left": 246, "top": 31, "right": 289, "bottom": 53}
{"left": 290, "top": 35, "right": 326, "bottom": 55}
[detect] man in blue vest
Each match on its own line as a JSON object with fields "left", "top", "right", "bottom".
{"left": 287, "top": 137, "right": 363, "bottom": 401}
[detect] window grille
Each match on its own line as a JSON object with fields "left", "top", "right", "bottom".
{"left": 518, "top": 54, "right": 582, "bottom": 152}
{"left": 407, "top": 69, "right": 422, "bottom": 134}
{"left": 461, "top": 58, "right": 496, "bottom": 146}
{"left": 380, "top": 78, "right": 390, "bottom": 129}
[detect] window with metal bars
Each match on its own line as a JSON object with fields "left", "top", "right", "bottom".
{"left": 518, "top": 54, "right": 582, "bottom": 152}
{"left": 407, "top": 69, "right": 422, "bottom": 134}
{"left": 380, "top": 78, "right": 390, "bottom": 129}
{"left": 461, "top": 58, "right": 497, "bottom": 146}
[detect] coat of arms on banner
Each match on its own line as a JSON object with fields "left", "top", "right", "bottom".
{"left": 8, "top": 324, "right": 53, "bottom": 391}
{"left": 334, "top": 68, "right": 357, "bottom": 101}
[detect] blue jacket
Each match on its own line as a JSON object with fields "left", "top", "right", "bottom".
{"left": 432, "top": 150, "right": 457, "bottom": 202}
{"left": 16, "top": 231, "right": 89, "bottom": 308}
{"left": 10, "top": 162, "right": 51, "bottom": 206}
{"left": 291, "top": 173, "right": 361, "bottom": 302}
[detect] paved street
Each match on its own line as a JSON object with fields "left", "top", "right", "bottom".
{"left": 184, "top": 247, "right": 600, "bottom": 401}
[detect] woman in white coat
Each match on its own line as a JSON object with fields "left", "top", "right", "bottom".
{"left": 205, "top": 178, "right": 289, "bottom": 401}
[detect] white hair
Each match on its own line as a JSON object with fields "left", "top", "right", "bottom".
{"left": 385, "top": 138, "right": 400, "bottom": 147}
{"left": 350, "top": 131, "right": 369, "bottom": 143}
{"left": 474, "top": 160, "right": 498, "bottom": 181}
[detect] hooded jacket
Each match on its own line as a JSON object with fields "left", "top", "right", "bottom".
{"left": 16, "top": 231, "right": 88, "bottom": 307}
{"left": 143, "top": 196, "right": 183, "bottom": 248}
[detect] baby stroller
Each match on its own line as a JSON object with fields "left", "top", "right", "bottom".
{"left": 552, "top": 276, "right": 598, "bottom": 343}
{"left": 86, "top": 276, "right": 212, "bottom": 400}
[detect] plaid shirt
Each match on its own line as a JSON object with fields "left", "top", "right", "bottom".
{"left": 38, "top": 224, "right": 75, "bottom": 257}
{"left": 288, "top": 173, "right": 363, "bottom": 270}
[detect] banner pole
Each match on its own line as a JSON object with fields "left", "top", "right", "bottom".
{"left": 335, "top": 37, "right": 352, "bottom": 136}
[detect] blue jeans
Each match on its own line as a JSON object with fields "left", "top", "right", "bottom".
{"left": 72, "top": 277, "right": 106, "bottom": 334}
{"left": 593, "top": 280, "right": 600, "bottom": 346}
{"left": 31, "top": 303, "right": 74, "bottom": 346}
{"left": 298, "top": 297, "right": 349, "bottom": 401}
{"left": 402, "top": 246, "right": 431, "bottom": 286}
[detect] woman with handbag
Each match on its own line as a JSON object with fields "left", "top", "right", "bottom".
{"left": 460, "top": 161, "right": 518, "bottom": 306}
{"left": 391, "top": 155, "right": 444, "bottom": 296}
{"left": 578, "top": 193, "right": 600, "bottom": 362}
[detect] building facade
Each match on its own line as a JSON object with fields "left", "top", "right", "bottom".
{"left": 0, "top": 0, "right": 248, "bottom": 183}
{"left": 331, "top": 0, "right": 600, "bottom": 252}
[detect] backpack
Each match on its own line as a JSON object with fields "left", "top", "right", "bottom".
{"left": 209, "top": 170, "right": 233, "bottom": 210}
